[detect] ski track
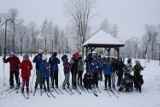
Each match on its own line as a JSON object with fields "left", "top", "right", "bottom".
{"left": 0, "top": 56, "right": 160, "bottom": 107}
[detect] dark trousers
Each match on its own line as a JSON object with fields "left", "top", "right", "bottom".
{"left": 51, "top": 70, "right": 58, "bottom": 88}
{"left": 10, "top": 70, "right": 20, "bottom": 87}
{"left": 42, "top": 77, "right": 50, "bottom": 91}
{"left": 35, "top": 69, "right": 42, "bottom": 89}
{"left": 93, "top": 72, "right": 98, "bottom": 87}
{"left": 117, "top": 76, "right": 123, "bottom": 86}
{"left": 78, "top": 70, "right": 83, "bottom": 86}
{"left": 104, "top": 75, "right": 111, "bottom": 88}
{"left": 71, "top": 70, "right": 77, "bottom": 88}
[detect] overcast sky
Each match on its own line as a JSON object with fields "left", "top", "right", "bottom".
{"left": 0, "top": 0, "right": 160, "bottom": 41}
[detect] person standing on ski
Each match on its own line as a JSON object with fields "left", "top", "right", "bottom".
{"left": 117, "top": 57, "right": 126, "bottom": 87}
{"left": 49, "top": 52, "right": 60, "bottom": 88}
{"left": 40, "top": 55, "right": 50, "bottom": 92}
{"left": 111, "top": 58, "right": 119, "bottom": 89}
{"left": 70, "top": 52, "right": 80, "bottom": 89}
{"left": 90, "top": 55, "right": 100, "bottom": 88}
{"left": 33, "top": 49, "right": 43, "bottom": 90}
{"left": 77, "top": 54, "right": 85, "bottom": 86}
{"left": 125, "top": 58, "right": 132, "bottom": 76}
{"left": 97, "top": 55, "right": 103, "bottom": 81}
{"left": 20, "top": 54, "right": 33, "bottom": 93}
{"left": 3, "top": 51, "right": 21, "bottom": 89}
{"left": 61, "top": 55, "right": 70, "bottom": 89}
{"left": 103, "top": 58, "right": 112, "bottom": 90}
{"left": 133, "top": 60, "right": 144, "bottom": 93}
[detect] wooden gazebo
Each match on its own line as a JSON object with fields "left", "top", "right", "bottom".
{"left": 83, "top": 31, "right": 125, "bottom": 58}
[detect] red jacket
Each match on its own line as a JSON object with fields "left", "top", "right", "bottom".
{"left": 20, "top": 59, "right": 33, "bottom": 78}
{"left": 3, "top": 55, "right": 21, "bottom": 71}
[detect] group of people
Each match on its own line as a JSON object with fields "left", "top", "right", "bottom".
{"left": 3, "top": 49, "right": 144, "bottom": 94}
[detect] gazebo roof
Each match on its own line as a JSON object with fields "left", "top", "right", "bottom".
{"left": 83, "top": 31, "right": 124, "bottom": 47}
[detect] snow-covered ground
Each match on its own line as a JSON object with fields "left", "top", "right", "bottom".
{"left": 0, "top": 55, "right": 160, "bottom": 107}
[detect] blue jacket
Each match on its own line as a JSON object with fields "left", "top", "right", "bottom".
{"left": 33, "top": 54, "right": 43, "bottom": 70}
{"left": 40, "top": 61, "right": 50, "bottom": 78}
{"left": 49, "top": 56, "right": 60, "bottom": 72}
{"left": 90, "top": 60, "right": 100, "bottom": 73}
{"left": 103, "top": 63, "right": 112, "bottom": 75}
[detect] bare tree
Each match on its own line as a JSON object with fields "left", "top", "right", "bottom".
{"left": 131, "top": 37, "right": 139, "bottom": 58}
{"left": 142, "top": 24, "right": 158, "bottom": 59}
{"left": 3, "top": 8, "right": 23, "bottom": 52}
{"left": 28, "top": 21, "right": 39, "bottom": 53}
{"left": 100, "top": 18, "right": 111, "bottom": 34}
{"left": 16, "top": 24, "right": 27, "bottom": 55}
{"left": 65, "top": 0, "right": 96, "bottom": 52}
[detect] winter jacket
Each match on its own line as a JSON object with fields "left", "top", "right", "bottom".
{"left": 103, "top": 63, "right": 112, "bottom": 75}
{"left": 20, "top": 59, "right": 33, "bottom": 78}
{"left": 125, "top": 63, "right": 132, "bottom": 74}
{"left": 3, "top": 55, "right": 21, "bottom": 71}
{"left": 49, "top": 56, "right": 60, "bottom": 72}
{"left": 77, "top": 58, "right": 85, "bottom": 71}
{"left": 90, "top": 60, "right": 100, "bottom": 73}
{"left": 112, "top": 60, "right": 119, "bottom": 72}
{"left": 70, "top": 57, "right": 78, "bottom": 74}
{"left": 133, "top": 64, "right": 143, "bottom": 76}
{"left": 33, "top": 54, "right": 43, "bottom": 70}
{"left": 118, "top": 61, "right": 125, "bottom": 77}
{"left": 63, "top": 58, "right": 70, "bottom": 74}
{"left": 40, "top": 61, "right": 50, "bottom": 78}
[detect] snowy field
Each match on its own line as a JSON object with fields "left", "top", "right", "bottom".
{"left": 0, "top": 55, "right": 160, "bottom": 107}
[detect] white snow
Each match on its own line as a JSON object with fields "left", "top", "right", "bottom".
{"left": 83, "top": 31, "right": 124, "bottom": 46}
{"left": 0, "top": 55, "right": 160, "bottom": 107}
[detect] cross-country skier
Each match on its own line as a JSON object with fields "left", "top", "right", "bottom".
{"left": 40, "top": 55, "right": 50, "bottom": 92}
{"left": 33, "top": 49, "right": 43, "bottom": 90}
{"left": 133, "top": 60, "right": 144, "bottom": 93}
{"left": 61, "top": 55, "right": 70, "bottom": 89}
{"left": 20, "top": 54, "right": 33, "bottom": 93}
{"left": 3, "top": 51, "right": 21, "bottom": 89}
{"left": 49, "top": 52, "right": 60, "bottom": 88}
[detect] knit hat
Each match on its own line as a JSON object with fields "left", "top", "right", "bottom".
{"left": 74, "top": 52, "right": 80, "bottom": 59}
{"left": 23, "top": 54, "right": 29, "bottom": 59}
{"left": 53, "top": 52, "right": 57, "bottom": 56}
{"left": 38, "top": 49, "right": 43, "bottom": 54}
{"left": 9, "top": 51, "right": 15, "bottom": 57}
{"left": 42, "top": 55, "right": 47, "bottom": 60}
{"left": 61, "top": 54, "right": 67, "bottom": 61}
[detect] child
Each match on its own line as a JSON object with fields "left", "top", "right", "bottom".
{"left": 40, "top": 55, "right": 50, "bottom": 92}
{"left": 20, "top": 54, "right": 33, "bottom": 93}
{"left": 61, "top": 55, "right": 70, "bottom": 89}
{"left": 103, "top": 59, "right": 112, "bottom": 90}
{"left": 133, "top": 60, "right": 144, "bottom": 93}
{"left": 77, "top": 55, "right": 85, "bottom": 86}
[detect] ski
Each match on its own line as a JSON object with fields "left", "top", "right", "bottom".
{"left": 25, "top": 93, "right": 29, "bottom": 99}
{"left": 73, "top": 88, "right": 81, "bottom": 95}
{"left": 45, "top": 91, "right": 50, "bottom": 97}
{"left": 22, "top": 92, "right": 26, "bottom": 98}
{"left": 79, "top": 86, "right": 87, "bottom": 92}
{"left": 96, "top": 87, "right": 101, "bottom": 93}
{"left": 53, "top": 88, "right": 60, "bottom": 94}
{"left": 64, "top": 88, "right": 72, "bottom": 95}
{"left": 49, "top": 92, "right": 56, "bottom": 98}
{"left": 86, "top": 89, "right": 91, "bottom": 94}
{"left": 57, "top": 88, "right": 63, "bottom": 94}
{"left": 67, "top": 88, "right": 74, "bottom": 94}
{"left": 33, "top": 89, "right": 37, "bottom": 96}
{"left": 113, "top": 89, "right": 120, "bottom": 94}
{"left": 104, "top": 89, "right": 111, "bottom": 97}
{"left": 90, "top": 89, "right": 98, "bottom": 97}
{"left": 109, "top": 90, "right": 119, "bottom": 98}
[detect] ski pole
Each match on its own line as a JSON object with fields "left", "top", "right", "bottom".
{"left": 3, "top": 62, "right": 6, "bottom": 86}
{"left": 30, "top": 67, "right": 36, "bottom": 93}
